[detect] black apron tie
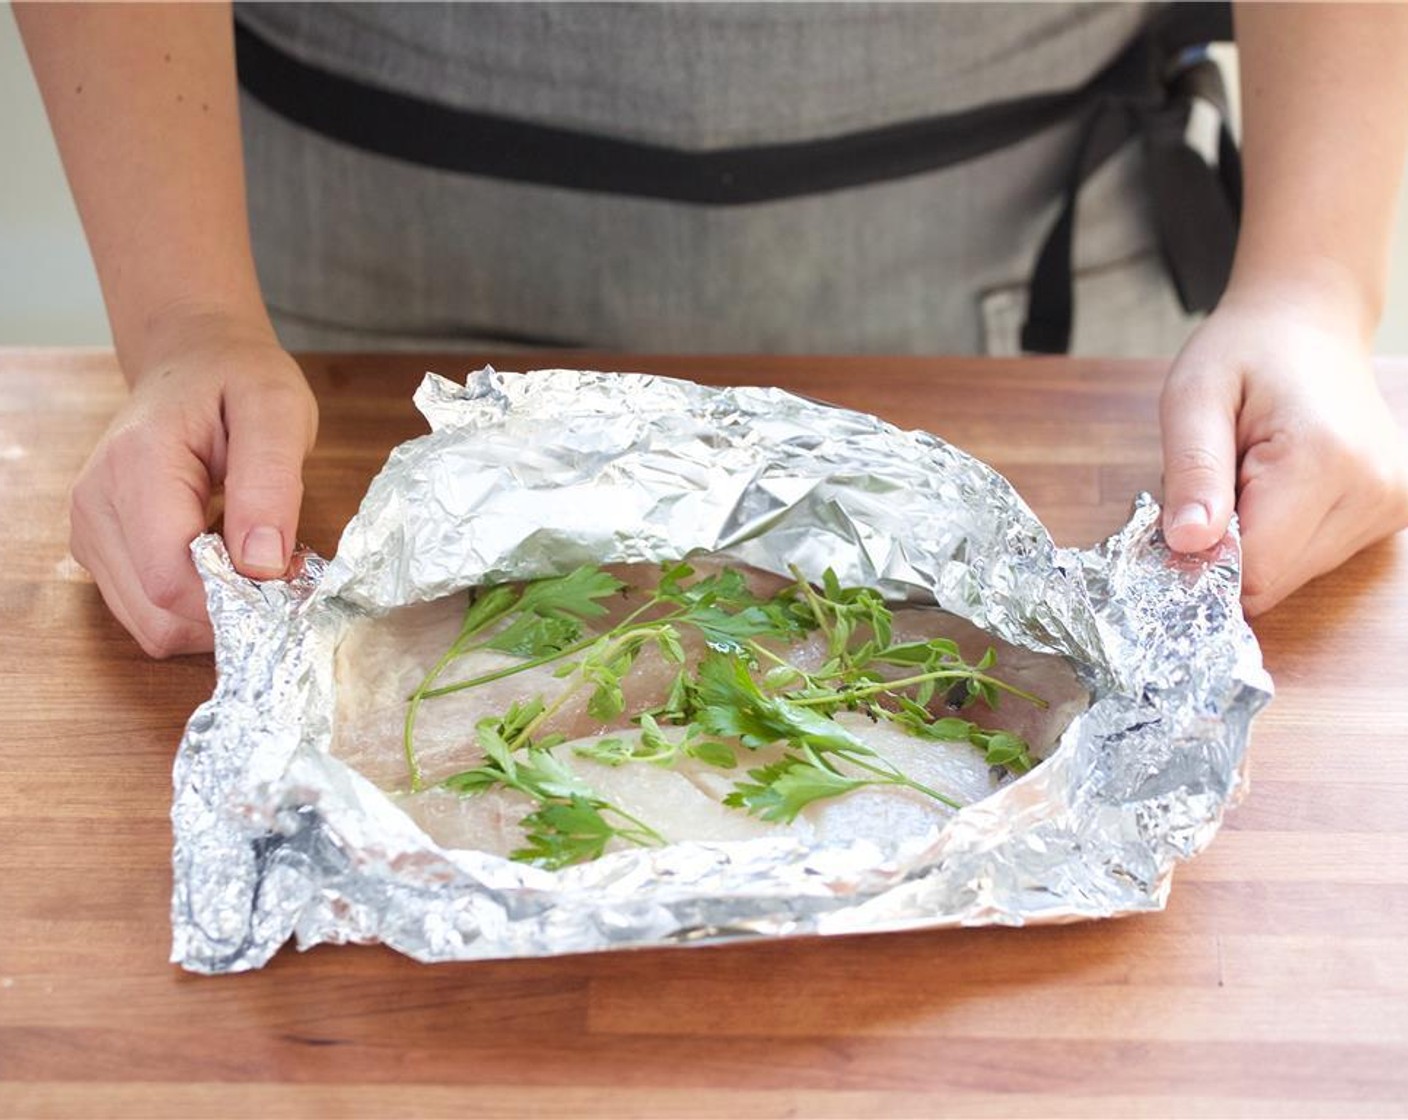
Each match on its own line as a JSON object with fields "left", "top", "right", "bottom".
{"left": 1022, "top": 7, "right": 1239, "bottom": 354}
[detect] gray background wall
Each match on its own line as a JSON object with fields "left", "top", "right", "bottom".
{"left": 4, "top": 3, "right": 1407, "bottom": 352}
{"left": 3, "top": 3, "right": 108, "bottom": 345}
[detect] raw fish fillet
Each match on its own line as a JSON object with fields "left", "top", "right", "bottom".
{"left": 330, "top": 562, "right": 1089, "bottom": 858}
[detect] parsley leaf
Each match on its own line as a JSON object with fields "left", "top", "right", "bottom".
{"left": 695, "top": 655, "right": 871, "bottom": 754}
{"left": 440, "top": 717, "right": 665, "bottom": 869}
{"left": 512, "top": 796, "right": 623, "bottom": 868}
{"left": 724, "top": 756, "right": 867, "bottom": 823}
{"left": 515, "top": 565, "right": 626, "bottom": 620}
{"left": 486, "top": 613, "right": 584, "bottom": 658}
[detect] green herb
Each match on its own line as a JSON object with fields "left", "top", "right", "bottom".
{"left": 695, "top": 654, "right": 965, "bottom": 812}
{"left": 402, "top": 566, "right": 624, "bottom": 790}
{"left": 440, "top": 714, "right": 664, "bottom": 869}
{"left": 572, "top": 713, "right": 739, "bottom": 770}
{"left": 490, "top": 565, "right": 626, "bottom": 655}
{"left": 409, "top": 561, "right": 1048, "bottom": 866}
{"left": 513, "top": 797, "right": 655, "bottom": 868}
{"left": 724, "top": 756, "right": 868, "bottom": 822}
{"left": 890, "top": 698, "right": 1036, "bottom": 773}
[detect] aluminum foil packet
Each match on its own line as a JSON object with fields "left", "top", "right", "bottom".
{"left": 172, "top": 367, "right": 1272, "bottom": 973}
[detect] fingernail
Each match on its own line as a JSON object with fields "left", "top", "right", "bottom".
{"left": 241, "top": 525, "right": 285, "bottom": 575}
{"left": 1170, "top": 503, "right": 1209, "bottom": 532}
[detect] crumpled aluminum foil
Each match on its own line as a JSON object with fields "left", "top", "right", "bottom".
{"left": 172, "top": 367, "right": 1272, "bottom": 973}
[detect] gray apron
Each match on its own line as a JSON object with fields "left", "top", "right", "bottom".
{"left": 237, "top": 2, "right": 1201, "bottom": 356}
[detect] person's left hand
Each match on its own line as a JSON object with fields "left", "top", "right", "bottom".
{"left": 1158, "top": 281, "right": 1408, "bottom": 616}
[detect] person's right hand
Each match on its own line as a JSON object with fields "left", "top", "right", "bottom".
{"left": 70, "top": 309, "right": 318, "bottom": 657}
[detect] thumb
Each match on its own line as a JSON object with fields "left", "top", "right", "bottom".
{"left": 222, "top": 373, "right": 318, "bottom": 579}
{"left": 1158, "top": 360, "right": 1239, "bottom": 554}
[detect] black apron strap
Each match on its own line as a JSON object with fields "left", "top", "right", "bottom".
{"left": 1020, "top": 100, "right": 1140, "bottom": 354}
{"left": 1142, "top": 57, "right": 1241, "bottom": 316}
{"left": 1021, "top": 2, "right": 1238, "bottom": 354}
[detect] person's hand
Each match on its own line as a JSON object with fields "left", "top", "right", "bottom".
{"left": 1159, "top": 279, "right": 1408, "bottom": 616}
{"left": 69, "top": 309, "right": 318, "bottom": 657}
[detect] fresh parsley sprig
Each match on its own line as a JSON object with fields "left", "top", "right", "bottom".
{"left": 402, "top": 566, "right": 624, "bottom": 791}
{"left": 694, "top": 654, "right": 965, "bottom": 813}
{"left": 440, "top": 708, "right": 664, "bottom": 868}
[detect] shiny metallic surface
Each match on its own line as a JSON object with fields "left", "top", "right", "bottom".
{"left": 171, "top": 368, "right": 1272, "bottom": 972}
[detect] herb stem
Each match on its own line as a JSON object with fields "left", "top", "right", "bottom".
{"left": 786, "top": 667, "right": 1047, "bottom": 711}
{"left": 602, "top": 805, "right": 668, "bottom": 847}
{"left": 504, "top": 623, "right": 676, "bottom": 749}
{"left": 421, "top": 636, "right": 598, "bottom": 698}
{"left": 422, "top": 604, "right": 688, "bottom": 699}
{"left": 787, "top": 564, "right": 838, "bottom": 652}
{"left": 834, "top": 751, "right": 965, "bottom": 810}
{"left": 402, "top": 695, "right": 428, "bottom": 793}
{"left": 403, "top": 629, "right": 489, "bottom": 793}
{"left": 744, "top": 638, "right": 826, "bottom": 691}
{"left": 506, "top": 678, "right": 585, "bottom": 752}
{"left": 403, "top": 586, "right": 524, "bottom": 790}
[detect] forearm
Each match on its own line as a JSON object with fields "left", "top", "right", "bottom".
{"left": 1230, "top": 2, "right": 1408, "bottom": 338}
{"left": 15, "top": 1, "right": 270, "bottom": 377}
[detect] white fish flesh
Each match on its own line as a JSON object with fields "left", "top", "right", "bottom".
{"left": 329, "top": 563, "right": 1088, "bottom": 858}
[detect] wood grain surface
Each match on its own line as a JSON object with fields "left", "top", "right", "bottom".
{"left": 1, "top": 349, "right": 1406, "bottom": 1120}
